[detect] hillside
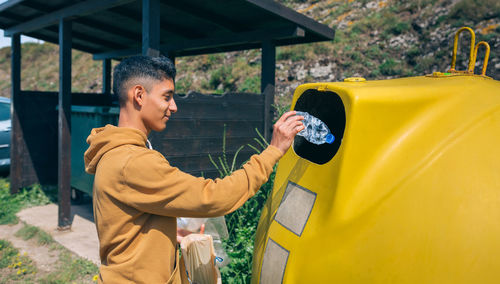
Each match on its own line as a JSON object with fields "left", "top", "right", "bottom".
{"left": 0, "top": 0, "right": 498, "bottom": 110}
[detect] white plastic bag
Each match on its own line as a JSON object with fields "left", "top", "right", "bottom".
{"left": 177, "top": 217, "right": 230, "bottom": 267}
{"left": 177, "top": 217, "right": 208, "bottom": 232}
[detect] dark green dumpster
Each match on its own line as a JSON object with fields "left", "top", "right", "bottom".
{"left": 71, "top": 106, "right": 119, "bottom": 197}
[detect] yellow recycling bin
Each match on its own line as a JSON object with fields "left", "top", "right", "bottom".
{"left": 252, "top": 28, "right": 500, "bottom": 283}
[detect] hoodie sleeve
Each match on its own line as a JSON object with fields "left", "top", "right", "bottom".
{"left": 121, "top": 145, "right": 283, "bottom": 217}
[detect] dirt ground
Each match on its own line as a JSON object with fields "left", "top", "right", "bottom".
{"left": 0, "top": 203, "right": 98, "bottom": 283}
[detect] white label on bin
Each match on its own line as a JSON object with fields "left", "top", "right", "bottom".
{"left": 274, "top": 181, "right": 316, "bottom": 236}
{"left": 260, "top": 238, "right": 289, "bottom": 284}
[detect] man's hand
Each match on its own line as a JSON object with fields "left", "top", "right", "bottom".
{"left": 270, "top": 111, "right": 305, "bottom": 154}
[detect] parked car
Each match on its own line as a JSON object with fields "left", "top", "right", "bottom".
{"left": 0, "top": 97, "right": 11, "bottom": 173}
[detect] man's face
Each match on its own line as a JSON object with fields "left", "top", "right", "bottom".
{"left": 140, "top": 78, "right": 177, "bottom": 133}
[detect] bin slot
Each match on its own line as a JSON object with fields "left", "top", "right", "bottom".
{"left": 293, "top": 89, "right": 345, "bottom": 164}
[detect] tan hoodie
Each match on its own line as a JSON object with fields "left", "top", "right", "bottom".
{"left": 84, "top": 125, "right": 282, "bottom": 284}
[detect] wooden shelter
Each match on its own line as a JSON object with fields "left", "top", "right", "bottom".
{"left": 0, "top": 0, "right": 334, "bottom": 229}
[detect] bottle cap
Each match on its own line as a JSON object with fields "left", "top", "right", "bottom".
{"left": 325, "top": 134, "right": 335, "bottom": 144}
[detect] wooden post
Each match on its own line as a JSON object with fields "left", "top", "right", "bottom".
{"left": 261, "top": 40, "right": 276, "bottom": 141}
{"left": 58, "top": 19, "right": 72, "bottom": 230}
{"left": 10, "top": 34, "right": 21, "bottom": 194}
{"left": 142, "top": 0, "right": 160, "bottom": 57}
{"left": 166, "top": 53, "right": 175, "bottom": 65}
{"left": 102, "top": 58, "right": 111, "bottom": 95}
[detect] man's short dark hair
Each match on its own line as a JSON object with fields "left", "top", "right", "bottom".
{"left": 113, "top": 56, "right": 176, "bottom": 106}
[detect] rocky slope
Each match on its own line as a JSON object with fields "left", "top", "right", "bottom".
{"left": 0, "top": 0, "right": 498, "bottom": 109}
{"left": 271, "top": 0, "right": 500, "bottom": 104}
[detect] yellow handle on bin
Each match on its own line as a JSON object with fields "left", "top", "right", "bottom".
{"left": 472, "top": 41, "right": 490, "bottom": 76}
{"left": 449, "top": 27, "right": 475, "bottom": 74}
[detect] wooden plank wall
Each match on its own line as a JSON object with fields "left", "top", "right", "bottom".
{"left": 13, "top": 91, "right": 265, "bottom": 189}
{"left": 150, "top": 92, "right": 265, "bottom": 178}
{"left": 15, "top": 91, "right": 58, "bottom": 187}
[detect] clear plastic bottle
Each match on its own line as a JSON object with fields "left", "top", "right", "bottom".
{"left": 295, "top": 111, "right": 335, "bottom": 145}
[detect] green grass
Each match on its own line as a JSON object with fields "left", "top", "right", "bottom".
{"left": 15, "top": 224, "right": 55, "bottom": 246}
{"left": 0, "top": 239, "right": 37, "bottom": 283}
{"left": 0, "top": 180, "right": 55, "bottom": 225}
{"left": 0, "top": 237, "right": 98, "bottom": 283}
{"left": 38, "top": 250, "right": 98, "bottom": 284}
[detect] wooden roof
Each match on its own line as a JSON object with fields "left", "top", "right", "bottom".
{"left": 0, "top": 0, "right": 335, "bottom": 59}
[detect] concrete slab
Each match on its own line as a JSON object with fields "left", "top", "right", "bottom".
{"left": 16, "top": 203, "right": 100, "bottom": 265}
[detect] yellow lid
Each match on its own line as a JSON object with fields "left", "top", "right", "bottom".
{"left": 344, "top": 77, "right": 366, "bottom": 82}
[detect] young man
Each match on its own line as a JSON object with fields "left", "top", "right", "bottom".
{"left": 84, "top": 56, "right": 304, "bottom": 283}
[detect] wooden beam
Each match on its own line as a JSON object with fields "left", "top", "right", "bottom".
{"left": 164, "top": 51, "right": 175, "bottom": 66}
{"left": 93, "top": 47, "right": 140, "bottom": 60}
{"left": 58, "top": 19, "right": 72, "bottom": 230}
{"left": 0, "top": 0, "right": 25, "bottom": 13}
{"left": 22, "top": 28, "right": 101, "bottom": 54}
{"left": 17, "top": 1, "right": 141, "bottom": 43}
{"left": 142, "top": 0, "right": 160, "bottom": 56}
{"left": 10, "top": 34, "right": 21, "bottom": 194}
{"left": 261, "top": 40, "right": 276, "bottom": 93}
{"left": 261, "top": 40, "right": 276, "bottom": 141}
{"left": 111, "top": 6, "right": 203, "bottom": 39}
{"left": 245, "top": 0, "right": 335, "bottom": 40}
{"left": 0, "top": 10, "right": 103, "bottom": 53}
{"left": 162, "top": 0, "right": 246, "bottom": 33}
{"left": 94, "top": 26, "right": 304, "bottom": 60}
{"left": 164, "top": 26, "right": 303, "bottom": 55}
{"left": 103, "top": 59, "right": 112, "bottom": 95}
{"left": 42, "top": 25, "right": 126, "bottom": 50}
{"left": 4, "top": 0, "right": 134, "bottom": 36}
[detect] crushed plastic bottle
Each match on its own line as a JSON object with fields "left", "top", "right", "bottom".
{"left": 295, "top": 111, "right": 335, "bottom": 145}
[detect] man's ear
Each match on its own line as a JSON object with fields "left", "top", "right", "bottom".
{"left": 131, "top": 85, "right": 146, "bottom": 106}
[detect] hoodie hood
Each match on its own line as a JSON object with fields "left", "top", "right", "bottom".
{"left": 84, "top": 124, "right": 148, "bottom": 174}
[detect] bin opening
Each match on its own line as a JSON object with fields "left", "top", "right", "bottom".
{"left": 293, "top": 89, "right": 345, "bottom": 164}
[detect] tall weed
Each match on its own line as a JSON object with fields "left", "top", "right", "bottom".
{"left": 209, "top": 128, "right": 276, "bottom": 283}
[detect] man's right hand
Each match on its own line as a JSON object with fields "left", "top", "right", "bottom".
{"left": 270, "top": 111, "right": 305, "bottom": 154}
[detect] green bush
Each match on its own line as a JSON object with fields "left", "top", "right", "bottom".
{"left": 389, "top": 21, "right": 411, "bottom": 35}
{"left": 379, "top": 59, "right": 402, "bottom": 76}
{"left": 349, "top": 51, "right": 363, "bottom": 63}
{"left": 312, "top": 43, "right": 331, "bottom": 56}
{"left": 366, "top": 45, "right": 383, "bottom": 60}
{"left": 175, "top": 77, "right": 192, "bottom": 94}
{"left": 208, "top": 66, "right": 236, "bottom": 92}
{"left": 277, "top": 46, "right": 307, "bottom": 62}
{"left": 406, "top": 46, "right": 421, "bottom": 66}
{"left": 238, "top": 76, "right": 260, "bottom": 93}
